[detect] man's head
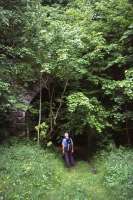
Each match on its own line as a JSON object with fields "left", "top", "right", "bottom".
{"left": 64, "top": 132, "right": 69, "bottom": 138}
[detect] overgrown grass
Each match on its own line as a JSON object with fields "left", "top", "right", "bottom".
{"left": 0, "top": 138, "right": 132, "bottom": 200}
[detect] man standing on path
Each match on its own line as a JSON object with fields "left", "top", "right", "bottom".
{"left": 62, "top": 132, "right": 75, "bottom": 167}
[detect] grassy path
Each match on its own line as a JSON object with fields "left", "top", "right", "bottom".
{"left": 0, "top": 139, "right": 109, "bottom": 200}
{"left": 48, "top": 161, "right": 109, "bottom": 200}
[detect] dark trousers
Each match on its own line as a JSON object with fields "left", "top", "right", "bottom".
{"left": 64, "top": 151, "right": 75, "bottom": 167}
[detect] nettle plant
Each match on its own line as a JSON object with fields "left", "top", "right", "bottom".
{"left": 67, "top": 92, "right": 110, "bottom": 134}
{"left": 35, "top": 122, "right": 49, "bottom": 144}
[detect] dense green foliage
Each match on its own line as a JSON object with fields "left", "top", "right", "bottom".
{"left": 0, "top": 0, "right": 133, "bottom": 141}
{"left": 0, "top": 139, "right": 133, "bottom": 200}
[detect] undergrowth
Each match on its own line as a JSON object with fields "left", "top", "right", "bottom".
{"left": 0, "top": 138, "right": 132, "bottom": 200}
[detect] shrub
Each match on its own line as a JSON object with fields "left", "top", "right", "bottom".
{"left": 103, "top": 148, "right": 133, "bottom": 200}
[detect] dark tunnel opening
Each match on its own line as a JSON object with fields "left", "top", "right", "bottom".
{"left": 72, "top": 132, "right": 97, "bottom": 161}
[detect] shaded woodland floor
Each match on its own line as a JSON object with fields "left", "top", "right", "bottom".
{"left": 0, "top": 139, "right": 132, "bottom": 200}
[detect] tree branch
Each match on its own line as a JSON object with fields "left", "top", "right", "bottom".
{"left": 54, "top": 79, "right": 69, "bottom": 125}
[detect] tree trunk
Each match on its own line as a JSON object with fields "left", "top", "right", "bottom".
{"left": 125, "top": 105, "right": 130, "bottom": 146}
{"left": 37, "top": 72, "right": 42, "bottom": 145}
{"left": 49, "top": 87, "right": 54, "bottom": 132}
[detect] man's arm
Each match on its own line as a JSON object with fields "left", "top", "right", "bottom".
{"left": 62, "top": 139, "right": 65, "bottom": 154}
{"left": 71, "top": 139, "right": 74, "bottom": 153}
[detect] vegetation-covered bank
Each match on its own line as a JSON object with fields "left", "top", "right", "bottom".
{"left": 0, "top": 139, "right": 133, "bottom": 200}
